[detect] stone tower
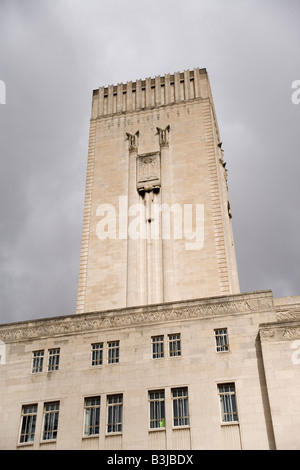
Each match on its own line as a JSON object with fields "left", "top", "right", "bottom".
{"left": 76, "top": 68, "right": 239, "bottom": 314}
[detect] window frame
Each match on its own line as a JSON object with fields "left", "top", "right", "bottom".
{"left": 168, "top": 333, "right": 181, "bottom": 357}
{"left": 148, "top": 389, "right": 166, "bottom": 430}
{"left": 83, "top": 396, "right": 101, "bottom": 437}
{"left": 214, "top": 328, "right": 229, "bottom": 353}
{"left": 19, "top": 404, "right": 38, "bottom": 444}
{"left": 151, "top": 335, "right": 164, "bottom": 359}
{"left": 107, "top": 341, "right": 120, "bottom": 365}
{"left": 47, "top": 348, "right": 60, "bottom": 372}
{"left": 107, "top": 394, "right": 123, "bottom": 434}
{"left": 31, "top": 350, "right": 44, "bottom": 374}
{"left": 218, "top": 383, "right": 239, "bottom": 424}
{"left": 171, "top": 387, "right": 190, "bottom": 427}
{"left": 42, "top": 401, "right": 60, "bottom": 441}
{"left": 91, "top": 342, "right": 103, "bottom": 367}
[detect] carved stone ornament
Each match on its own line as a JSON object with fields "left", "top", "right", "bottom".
{"left": 126, "top": 130, "right": 139, "bottom": 152}
{"left": 156, "top": 125, "right": 170, "bottom": 147}
{"left": 136, "top": 152, "right": 161, "bottom": 193}
{"left": 260, "top": 321, "right": 300, "bottom": 342}
{"left": 0, "top": 294, "right": 271, "bottom": 344}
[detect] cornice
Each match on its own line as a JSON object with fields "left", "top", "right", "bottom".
{"left": 260, "top": 319, "right": 300, "bottom": 342}
{"left": 0, "top": 291, "right": 274, "bottom": 344}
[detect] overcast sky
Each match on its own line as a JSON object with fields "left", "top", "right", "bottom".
{"left": 0, "top": 0, "right": 299, "bottom": 325}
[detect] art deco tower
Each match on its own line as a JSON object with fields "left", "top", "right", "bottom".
{"left": 76, "top": 68, "right": 239, "bottom": 314}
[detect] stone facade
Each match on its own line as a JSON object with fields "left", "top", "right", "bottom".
{"left": 0, "top": 291, "right": 299, "bottom": 449}
{"left": 0, "top": 68, "right": 299, "bottom": 450}
{"left": 76, "top": 68, "right": 239, "bottom": 315}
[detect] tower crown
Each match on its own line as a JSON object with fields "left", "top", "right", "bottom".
{"left": 91, "top": 68, "right": 210, "bottom": 119}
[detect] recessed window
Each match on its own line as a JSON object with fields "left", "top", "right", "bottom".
{"left": 168, "top": 333, "right": 181, "bottom": 357}
{"left": 107, "top": 394, "right": 123, "bottom": 433}
{"left": 152, "top": 335, "right": 164, "bottom": 359}
{"left": 31, "top": 350, "right": 44, "bottom": 373}
{"left": 84, "top": 397, "right": 100, "bottom": 436}
{"left": 107, "top": 341, "right": 119, "bottom": 364}
{"left": 42, "top": 402, "right": 60, "bottom": 440}
{"left": 218, "top": 383, "right": 238, "bottom": 423}
{"left": 91, "top": 343, "right": 103, "bottom": 366}
{"left": 149, "top": 390, "right": 165, "bottom": 429}
{"left": 47, "top": 348, "right": 60, "bottom": 371}
{"left": 214, "top": 328, "right": 229, "bottom": 352}
{"left": 19, "top": 404, "right": 38, "bottom": 443}
{"left": 172, "top": 388, "right": 189, "bottom": 427}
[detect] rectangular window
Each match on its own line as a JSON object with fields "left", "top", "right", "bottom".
{"left": 91, "top": 343, "right": 103, "bottom": 366}
{"left": 149, "top": 390, "right": 165, "bottom": 429}
{"left": 168, "top": 333, "right": 181, "bottom": 357}
{"left": 47, "top": 348, "right": 60, "bottom": 371}
{"left": 84, "top": 397, "right": 100, "bottom": 436}
{"left": 172, "top": 388, "right": 189, "bottom": 426}
{"left": 107, "top": 341, "right": 119, "bottom": 364}
{"left": 42, "top": 402, "right": 60, "bottom": 440}
{"left": 215, "top": 328, "right": 229, "bottom": 352}
{"left": 107, "top": 394, "right": 123, "bottom": 433}
{"left": 19, "top": 404, "right": 38, "bottom": 443}
{"left": 218, "top": 383, "right": 238, "bottom": 423}
{"left": 152, "top": 335, "right": 164, "bottom": 359}
{"left": 31, "top": 350, "right": 44, "bottom": 373}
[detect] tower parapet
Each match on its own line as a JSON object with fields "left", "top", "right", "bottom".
{"left": 91, "top": 68, "right": 210, "bottom": 119}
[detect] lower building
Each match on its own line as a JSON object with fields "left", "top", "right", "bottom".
{"left": 0, "top": 290, "right": 299, "bottom": 450}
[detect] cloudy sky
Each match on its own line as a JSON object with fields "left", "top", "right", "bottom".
{"left": 0, "top": 0, "right": 299, "bottom": 325}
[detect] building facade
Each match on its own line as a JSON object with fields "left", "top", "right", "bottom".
{"left": 0, "top": 68, "right": 299, "bottom": 450}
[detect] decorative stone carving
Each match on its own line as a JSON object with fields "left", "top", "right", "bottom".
{"left": 156, "top": 125, "right": 170, "bottom": 147}
{"left": 136, "top": 152, "right": 161, "bottom": 193}
{"left": 126, "top": 131, "right": 139, "bottom": 152}
{"left": 0, "top": 296, "right": 268, "bottom": 343}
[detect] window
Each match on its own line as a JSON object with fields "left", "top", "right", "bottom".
{"left": 84, "top": 397, "right": 100, "bottom": 436}
{"left": 19, "top": 404, "right": 37, "bottom": 443}
{"left": 91, "top": 343, "right": 103, "bottom": 366}
{"left": 47, "top": 348, "right": 60, "bottom": 371}
{"left": 168, "top": 333, "right": 181, "bottom": 357}
{"left": 107, "top": 394, "right": 123, "bottom": 433}
{"left": 149, "top": 390, "right": 165, "bottom": 429}
{"left": 172, "top": 388, "right": 189, "bottom": 426}
{"left": 152, "top": 335, "right": 164, "bottom": 359}
{"left": 107, "top": 341, "right": 119, "bottom": 364}
{"left": 214, "top": 328, "right": 229, "bottom": 352}
{"left": 31, "top": 350, "right": 44, "bottom": 373}
{"left": 42, "top": 402, "right": 60, "bottom": 440}
{"left": 218, "top": 383, "right": 238, "bottom": 423}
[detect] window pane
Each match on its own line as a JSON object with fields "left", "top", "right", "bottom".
{"left": 107, "top": 394, "right": 123, "bottom": 433}
{"left": 19, "top": 405, "right": 38, "bottom": 443}
{"left": 168, "top": 334, "right": 181, "bottom": 357}
{"left": 215, "top": 329, "right": 229, "bottom": 352}
{"left": 91, "top": 343, "right": 103, "bottom": 366}
{"left": 43, "top": 402, "right": 60, "bottom": 440}
{"left": 108, "top": 341, "right": 119, "bottom": 364}
{"left": 48, "top": 349, "right": 60, "bottom": 371}
{"left": 152, "top": 336, "right": 164, "bottom": 359}
{"left": 149, "top": 390, "right": 165, "bottom": 428}
{"left": 32, "top": 350, "right": 44, "bottom": 373}
{"left": 218, "top": 383, "right": 238, "bottom": 422}
{"left": 84, "top": 396, "right": 100, "bottom": 435}
{"left": 172, "top": 388, "right": 189, "bottom": 426}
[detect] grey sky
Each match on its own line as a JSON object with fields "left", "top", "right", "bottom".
{"left": 0, "top": 0, "right": 299, "bottom": 324}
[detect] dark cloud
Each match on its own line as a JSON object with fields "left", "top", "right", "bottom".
{"left": 0, "top": 0, "right": 299, "bottom": 324}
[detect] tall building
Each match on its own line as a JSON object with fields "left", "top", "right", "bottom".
{"left": 0, "top": 68, "right": 299, "bottom": 450}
